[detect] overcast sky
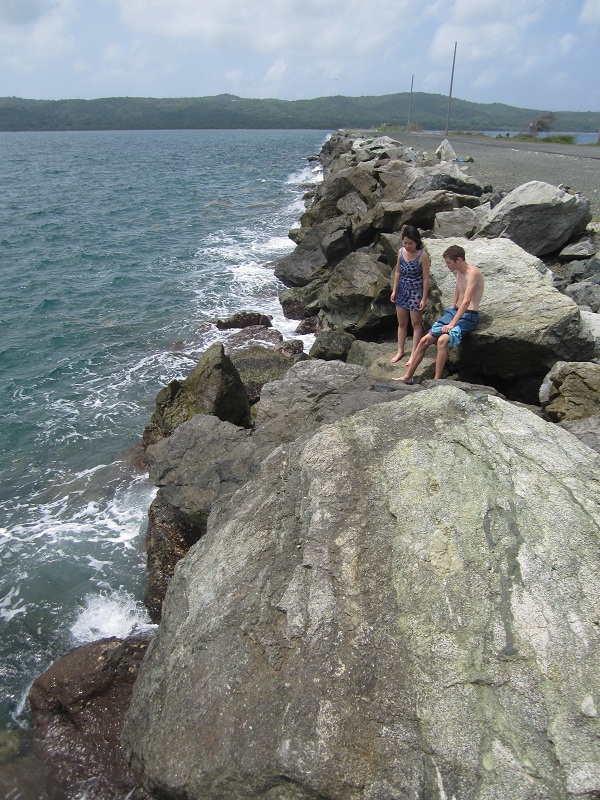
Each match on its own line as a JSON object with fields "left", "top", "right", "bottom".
{"left": 0, "top": 0, "right": 598, "bottom": 113}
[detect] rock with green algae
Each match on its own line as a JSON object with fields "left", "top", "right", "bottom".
{"left": 123, "top": 385, "right": 600, "bottom": 800}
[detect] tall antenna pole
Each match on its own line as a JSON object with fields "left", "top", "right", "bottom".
{"left": 406, "top": 74, "right": 414, "bottom": 133}
{"left": 444, "top": 42, "right": 457, "bottom": 137}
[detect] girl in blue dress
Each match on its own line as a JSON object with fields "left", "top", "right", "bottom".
{"left": 390, "top": 225, "right": 430, "bottom": 365}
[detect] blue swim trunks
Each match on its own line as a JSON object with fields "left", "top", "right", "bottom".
{"left": 429, "top": 306, "right": 479, "bottom": 347}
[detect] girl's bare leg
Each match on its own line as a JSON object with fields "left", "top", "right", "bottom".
{"left": 390, "top": 307, "right": 409, "bottom": 363}
{"left": 405, "top": 310, "right": 423, "bottom": 368}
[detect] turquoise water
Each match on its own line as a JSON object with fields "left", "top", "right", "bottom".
{"left": 0, "top": 128, "right": 328, "bottom": 727}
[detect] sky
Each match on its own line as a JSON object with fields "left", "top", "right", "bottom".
{"left": 0, "top": 0, "right": 598, "bottom": 112}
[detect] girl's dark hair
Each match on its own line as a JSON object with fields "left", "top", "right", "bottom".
{"left": 402, "top": 225, "right": 423, "bottom": 249}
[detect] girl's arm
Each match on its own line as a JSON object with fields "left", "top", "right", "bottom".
{"left": 418, "top": 251, "right": 431, "bottom": 311}
{"left": 390, "top": 248, "right": 402, "bottom": 301}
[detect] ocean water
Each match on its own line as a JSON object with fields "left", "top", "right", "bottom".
{"left": 0, "top": 128, "right": 328, "bottom": 728}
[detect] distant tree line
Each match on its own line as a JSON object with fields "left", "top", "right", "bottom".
{"left": 0, "top": 93, "right": 598, "bottom": 133}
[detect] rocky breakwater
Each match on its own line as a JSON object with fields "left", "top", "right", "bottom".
{"left": 273, "top": 131, "right": 598, "bottom": 396}
{"left": 28, "top": 132, "right": 600, "bottom": 799}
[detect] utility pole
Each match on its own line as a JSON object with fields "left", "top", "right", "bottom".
{"left": 406, "top": 74, "right": 414, "bottom": 133}
{"left": 444, "top": 42, "right": 457, "bottom": 137}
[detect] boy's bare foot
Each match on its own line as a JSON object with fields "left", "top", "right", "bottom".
{"left": 393, "top": 374, "right": 415, "bottom": 384}
{"left": 390, "top": 352, "right": 405, "bottom": 364}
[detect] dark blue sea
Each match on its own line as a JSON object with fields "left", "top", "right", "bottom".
{"left": 0, "top": 128, "right": 328, "bottom": 728}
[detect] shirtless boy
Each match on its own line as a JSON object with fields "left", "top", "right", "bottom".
{"left": 396, "top": 245, "right": 484, "bottom": 383}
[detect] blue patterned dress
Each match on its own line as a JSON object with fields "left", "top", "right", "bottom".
{"left": 395, "top": 248, "right": 424, "bottom": 311}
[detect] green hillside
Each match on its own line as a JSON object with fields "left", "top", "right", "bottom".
{"left": 0, "top": 92, "right": 598, "bottom": 132}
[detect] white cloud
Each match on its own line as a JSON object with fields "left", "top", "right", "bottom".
{"left": 558, "top": 33, "right": 576, "bottom": 53}
{"left": 0, "top": 0, "right": 76, "bottom": 71}
{"left": 265, "top": 58, "right": 287, "bottom": 84}
{"left": 108, "top": 0, "right": 416, "bottom": 56}
{"left": 472, "top": 69, "right": 499, "bottom": 90}
{"left": 580, "top": 0, "right": 600, "bottom": 25}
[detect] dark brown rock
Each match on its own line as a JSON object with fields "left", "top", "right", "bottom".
{"left": 208, "top": 310, "right": 273, "bottom": 329}
{"left": 309, "top": 329, "right": 356, "bottom": 361}
{"left": 145, "top": 493, "right": 203, "bottom": 622}
{"left": 29, "top": 637, "right": 152, "bottom": 800}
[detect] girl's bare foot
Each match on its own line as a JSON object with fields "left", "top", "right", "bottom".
{"left": 393, "top": 374, "right": 414, "bottom": 384}
{"left": 390, "top": 352, "right": 405, "bottom": 364}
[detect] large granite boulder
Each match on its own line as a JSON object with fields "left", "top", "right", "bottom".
{"left": 229, "top": 344, "right": 298, "bottom": 405}
{"left": 145, "top": 414, "right": 256, "bottom": 527}
{"left": 564, "top": 282, "right": 600, "bottom": 312}
{"left": 30, "top": 636, "right": 151, "bottom": 800}
{"left": 301, "top": 165, "right": 377, "bottom": 225}
{"left": 376, "top": 160, "right": 483, "bottom": 203}
{"left": 273, "top": 216, "right": 354, "bottom": 287}
{"left": 142, "top": 362, "right": 419, "bottom": 618}
{"left": 433, "top": 206, "right": 479, "bottom": 239}
{"left": 149, "top": 341, "right": 251, "bottom": 436}
{"left": 539, "top": 360, "right": 600, "bottom": 421}
{"left": 317, "top": 250, "right": 394, "bottom": 334}
{"left": 580, "top": 310, "right": 600, "bottom": 359}
{"left": 560, "top": 414, "right": 600, "bottom": 454}
{"left": 123, "top": 386, "right": 600, "bottom": 800}
{"left": 424, "top": 237, "right": 596, "bottom": 380}
{"left": 308, "top": 329, "right": 356, "bottom": 361}
{"left": 475, "top": 181, "right": 591, "bottom": 256}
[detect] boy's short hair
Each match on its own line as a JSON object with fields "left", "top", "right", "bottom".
{"left": 442, "top": 245, "right": 466, "bottom": 262}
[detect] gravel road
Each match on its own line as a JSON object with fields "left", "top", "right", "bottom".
{"left": 395, "top": 132, "right": 600, "bottom": 219}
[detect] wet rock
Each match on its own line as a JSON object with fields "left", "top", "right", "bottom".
{"left": 208, "top": 310, "right": 273, "bottom": 329}
{"left": 29, "top": 637, "right": 152, "bottom": 800}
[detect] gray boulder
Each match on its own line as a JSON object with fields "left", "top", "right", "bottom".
{"left": 224, "top": 325, "right": 283, "bottom": 352}
{"left": 436, "top": 138, "right": 457, "bottom": 161}
{"left": 560, "top": 414, "right": 600, "bottom": 454}
{"left": 552, "top": 255, "right": 600, "bottom": 287}
{"left": 539, "top": 360, "right": 600, "bottom": 421}
{"left": 564, "top": 281, "right": 600, "bottom": 312}
{"left": 124, "top": 386, "right": 600, "bottom": 800}
{"left": 580, "top": 310, "right": 600, "bottom": 359}
{"left": 317, "top": 250, "right": 393, "bottom": 334}
{"left": 149, "top": 341, "right": 251, "bottom": 436}
{"left": 208, "top": 310, "right": 273, "bottom": 329}
{"left": 145, "top": 414, "right": 256, "bottom": 527}
{"left": 301, "top": 165, "right": 377, "bottom": 225}
{"left": 559, "top": 235, "right": 596, "bottom": 260}
{"left": 433, "top": 206, "right": 479, "bottom": 239}
{"left": 308, "top": 329, "right": 355, "bottom": 361}
{"left": 475, "top": 180, "right": 591, "bottom": 256}
{"left": 273, "top": 216, "right": 353, "bottom": 287}
{"left": 424, "top": 237, "right": 596, "bottom": 379}
{"left": 377, "top": 160, "right": 483, "bottom": 203}
{"left": 353, "top": 191, "right": 460, "bottom": 246}
{"left": 229, "top": 344, "right": 297, "bottom": 405}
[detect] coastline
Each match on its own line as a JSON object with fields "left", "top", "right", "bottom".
{"left": 11, "top": 128, "right": 600, "bottom": 800}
